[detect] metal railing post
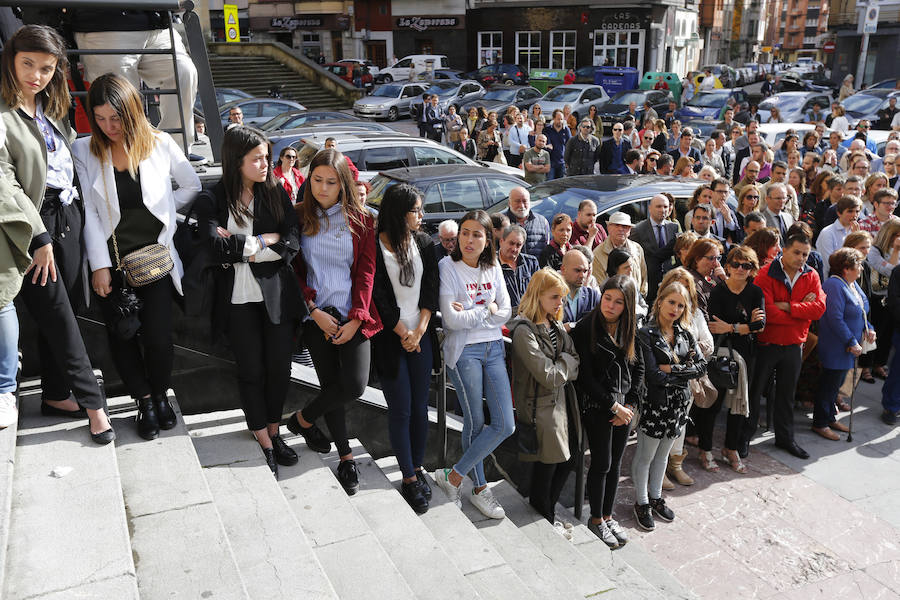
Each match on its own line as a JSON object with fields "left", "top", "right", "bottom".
{"left": 437, "top": 328, "right": 447, "bottom": 466}
{"left": 166, "top": 9, "right": 189, "bottom": 156}
{"left": 182, "top": 0, "right": 223, "bottom": 162}
{"left": 573, "top": 434, "right": 585, "bottom": 521}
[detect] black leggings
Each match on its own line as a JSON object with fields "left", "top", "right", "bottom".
{"left": 693, "top": 355, "right": 753, "bottom": 452}
{"left": 228, "top": 302, "right": 295, "bottom": 431}
{"left": 98, "top": 274, "right": 174, "bottom": 400}
{"left": 529, "top": 458, "right": 575, "bottom": 523}
{"left": 302, "top": 320, "right": 370, "bottom": 457}
{"left": 582, "top": 408, "right": 629, "bottom": 519}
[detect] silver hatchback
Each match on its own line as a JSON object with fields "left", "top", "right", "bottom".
{"left": 353, "top": 82, "right": 430, "bottom": 121}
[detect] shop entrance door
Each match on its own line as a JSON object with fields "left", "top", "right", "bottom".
{"left": 366, "top": 41, "right": 387, "bottom": 67}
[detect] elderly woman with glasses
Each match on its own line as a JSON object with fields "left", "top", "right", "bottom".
{"left": 274, "top": 146, "right": 305, "bottom": 204}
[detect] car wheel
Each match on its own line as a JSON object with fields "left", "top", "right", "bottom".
{"left": 383, "top": 74, "right": 393, "bottom": 83}
{"left": 504, "top": 79, "right": 514, "bottom": 86}
{"left": 387, "top": 106, "right": 399, "bottom": 121}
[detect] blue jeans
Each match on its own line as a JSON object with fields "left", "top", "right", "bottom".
{"left": 0, "top": 303, "right": 17, "bottom": 393}
{"left": 548, "top": 163, "right": 566, "bottom": 180}
{"left": 814, "top": 368, "right": 846, "bottom": 428}
{"left": 882, "top": 330, "right": 900, "bottom": 413}
{"left": 381, "top": 335, "right": 433, "bottom": 479}
{"left": 447, "top": 340, "right": 515, "bottom": 487}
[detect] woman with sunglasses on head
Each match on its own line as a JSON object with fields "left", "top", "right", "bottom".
{"left": 273, "top": 146, "right": 304, "bottom": 205}
{"left": 73, "top": 73, "right": 201, "bottom": 441}
{"left": 694, "top": 246, "right": 765, "bottom": 474}
{"left": 371, "top": 183, "right": 438, "bottom": 514}
{"left": 0, "top": 25, "right": 113, "bottom": 443}
{"left": 289, "top": 148, "right": 381, "bottom": 494}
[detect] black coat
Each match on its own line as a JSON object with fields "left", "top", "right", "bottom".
{"left": 194, "top": 180, "right": 303, "bottom": 335}
{"left": 371, "top": 231, "right": 440, "bottom": 378}
{"left": 638, "top": 322, "right": 706, "bottom": 439}
{"left": 571, "top": 315, "right": 645, "bottom": 414}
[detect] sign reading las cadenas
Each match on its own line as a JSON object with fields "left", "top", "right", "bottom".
{"left": 395, "top": 16, "right": 463, "bottom": 31}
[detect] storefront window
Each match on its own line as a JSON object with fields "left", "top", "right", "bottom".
{"left": 301, "top": 32, "right": 321, "bottom": 59}
{"left": 550, "top": 30, "right": 575, "bottom": 69}
{"left": 516, "top": 31, "right": 541, "bottom": 71}
{"left": 592, "top": 28, "right": 644, "bottom": 68}
{"left": 478, "top": 31, "right": 502, "bottom": 67}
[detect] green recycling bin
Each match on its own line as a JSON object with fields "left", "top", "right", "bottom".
{"left": 640, "top": 71, "right": 682, "bottom": 106}
{"left": 529, "top": 69, "right": 567, "bottom": 94}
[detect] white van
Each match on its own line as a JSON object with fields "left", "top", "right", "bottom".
{"left": 379, "top": 55, "right": 449, "bottom": 82}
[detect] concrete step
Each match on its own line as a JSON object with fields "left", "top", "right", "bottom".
{"left": 329, "top": 440, "right": 481, "bottom": 600}
{"left": 375, "top": 455, "right": 538, "bottom": 600}
{"left": 108, "top": 392, "right": 249, "bottom": 599}
{"left": 0, "top": 384, "right": 19, "bottom": 593}
{"left": 553, "top": 502, "right": 676, "bottom": 600}
{"left": 184, "top": 409, "right": 338, "bottom": 599}
{"left": 446, "top": 475, "right": 585, "bottom": 600}
{"left": 277, "top": 434, "right": 416, "bottom": 600}
{"left": 4, "top": 385, "right": 138, "bottom": 599}
{"left": 488, "top": 480, "right": 617, "bottom": 598}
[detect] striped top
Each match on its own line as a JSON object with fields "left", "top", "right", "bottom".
{"left": 300, "top": 202, "right": 354, "bottom": 318}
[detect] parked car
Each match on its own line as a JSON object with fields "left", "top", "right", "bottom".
{"left": 596, "top": 89, "right": 673, "bottom": 130}
{"left": 461, "top": 85, "right": 543, "bottom": 116}
{"left": 538, "top": 84, "right": 611, "bottom": 123}
{"left": 757, "top": 92, "right": 833, "bottom": 123}
{"left": 865, "top": 79, "right": 900, "bottom": 91}
{"left": 378, "top": 54, "right": 450, "bottom": 83}
{"left": 366, "top": 165, "right": 525, "bottom": 235}
{"left": 193, "top": 87, "right": 252, "bottom": 117}
{"left": 675, "top": 89, "right": 749, "bottom": 121}
{"left": 700, "top": 64, "right": 739, "bottom": 88}
{"left": 353, "top": 81, "right": 430, "bottom": 121}
{"left": 324, "top": 62, "right": 374, "bottom": 90}
{"left": 756, "top": 123, "right": 823, "bottom": 149}
{"left": 268, "top": 130, "right": 406, "bottom": 169}
{"left": 430, "top": 69, "right": 467, "bottom": 80}
{"left": 778, "top": 71, "right": 839, "bottom": 96}
{"left": 485, "top": 174, "right": 703, "bottom": 231}
{"left": 218, "top": 98, "right": 306, "bottom": 128}
{"left": 340, "top": 58, "right": 380, "bottom": 77}
{"left": 464, "top": 63, "right": 529, "bottom": 86}
{"left": 841, "top": 89, "right": 900, "bottom": 129}
{"left": 423, "top": 80, "right": 486, "bottom": 113}
{"left": 287, "top": 132, "right": 523, "bottom": 181}
{"left": 259, "top": 110, "right": 363, "bottom": 132}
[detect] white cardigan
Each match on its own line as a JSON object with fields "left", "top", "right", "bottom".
{"left": 72, "top": 132, "right": 201, "bottom": 295}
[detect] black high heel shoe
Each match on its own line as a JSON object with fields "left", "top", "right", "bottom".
{"left": 41, "top": 402, "right": 86, "bottom": 418}
{"left": 91, "top": 427, "right": 116, "bottom": 445}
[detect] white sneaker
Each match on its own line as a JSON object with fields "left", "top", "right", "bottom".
{"left": 554, "top": 520, "right": 574, "bottom": 541}
{"left": 432, "top": 468, "right": 462, "bottom": 508}
{"left": 0, "top": 393, "right": 17, "bottom": 429}
{"left": 470, "top": 486, "right": 505, "bottom": 519}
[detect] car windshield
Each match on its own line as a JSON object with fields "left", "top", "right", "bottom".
{"left": 687, "top": 92, "right": 729, "bottom": 108}
{"left": 608, "top": 91, "right": 648, "bottom": 105}
{"left": 372, "top": 85, "right": 402, "bottom": 98}
{"left": 759, "top": 95, "right": 806, "bottom": 111}
{"left": 482, "top": 89, "right": 518, "bottom": 101}
{"left": 425, "top": 82, "right": 458, "bottom": 97}
{"left": 259, "top": 113, "right": 296, "bottom": 131}
{"left": 842, "top": 94, "right": 884, "bottom": 114}
{"left": 543, "top": 87, "right": 582, "bottom": 102}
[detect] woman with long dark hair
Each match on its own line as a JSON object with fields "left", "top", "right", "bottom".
{"left": 0, "top": 25, "right": 112, "bottom": 443}
{"left": 571, "top": 275, "right": 642, "bottom": 548}
{"left": 195, "top": 126, "right": 300, "bottom": 475}
{"left": 432, "top": 209, "right": 514, "bottom": 519}
{"left": 372, "top": 183, "right": 438, "bottom": 513}
{"left": 73, "top": 73, "right": 201, "bottom": 441}
{"left": 289, "top": 148, "right": 381, "bottom": 494}
{"left": 273, "top": 145, "right": 304, "bottom": 205}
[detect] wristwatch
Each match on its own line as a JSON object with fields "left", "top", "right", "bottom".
{"left": 732, "top": 323, "right": 739, "bottom": 333}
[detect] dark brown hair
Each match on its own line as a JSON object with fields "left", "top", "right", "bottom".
{"left": 220, "top": 126, "right": 283, "bottom": 227}
{"left": 1, "top": 25, "right": 70, "bottom": 121}
{"left": 299, "top": 148, "right": 365, "bottom": 236}
{"left": 451, "top": 210, "right": 496, "bottom": 268}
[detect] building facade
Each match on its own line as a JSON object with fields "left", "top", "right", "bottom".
{"left": 829, "top": 0, "right": 900, "bottom": 86}
{"left": 390, "top": 0, "right": 468, "bottom": 70}
{"left": 700, "top": 0, "right": 735, "bottom": 64}
{"left": 765, "top": 0, "right": 831, "bottom": 62}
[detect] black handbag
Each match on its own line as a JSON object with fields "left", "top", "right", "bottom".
{"left": 108, "top": 277, "right": 143, "bottom": 340}
{"left": 707, "top": 335, "right": 739, "bottom": 390}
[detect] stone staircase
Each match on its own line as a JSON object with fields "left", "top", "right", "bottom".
{"left": 208, "top": 54, "right": 351, "bottom": 110}
{"left": 0, "top": 376, "right": 698, "bottom": 599}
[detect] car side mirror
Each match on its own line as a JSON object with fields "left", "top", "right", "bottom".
{"left": 582, "top": 98, "right": 589, "bottom": 103}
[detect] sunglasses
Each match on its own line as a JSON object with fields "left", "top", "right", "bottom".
{"left": 647, "top": 157, "right": 657, "bottom": 162}
{"left": 746, "top": 194, "right": 760, "bottom": 199}
{"left": 731, "top": 262, "right": 753, "bottom": 270}
{"left": 284, "top": 154, "right": 297, "bottom": 159}
{"left": 613, "top": 128, "right": 623, "bottom": 132}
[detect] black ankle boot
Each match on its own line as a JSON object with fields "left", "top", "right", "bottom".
{"left": 136, "top": 396, "right": 159, "bottom": 441}
{"left": 263, "top": 447, "right": 278, "bottom": 477}
{"left": 152, "top": 393, "right": 176, "bottom": 430}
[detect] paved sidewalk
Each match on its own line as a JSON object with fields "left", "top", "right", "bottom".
{"left": 607, "top": 378, "right": 900, "bottom": 599}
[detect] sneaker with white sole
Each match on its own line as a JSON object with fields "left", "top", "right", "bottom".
{"left": 588, "top": 518, "right": 619, "bottom": 548}
{"left": 553, "top": 520, "right": 574, "bottom": 541}
{"left": 606, "top": 518, "right": 628, "bottom": 546}
{"left": 432, "top": 468, "right": 462, "bottom": 508}
{"left": 470, "top": 486, "right": 505, "bottom": 519}
{"left": 0, "top": 393, "right": 17, "bottom": 429}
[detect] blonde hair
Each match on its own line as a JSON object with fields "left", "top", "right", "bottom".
{"left": 652, "top": 282, "right": 693, "bottom": 329}
{"left": 875, "top": 219, "right": 900, "bottom": 256}
{"left": 658, "top": 267, "right": 698, "bottom": 317}
{"left": 86, "top": 73, "right": 157, "bottom": 175}
{"left": 518, "top": 268, "right": 569, "bottom": 323}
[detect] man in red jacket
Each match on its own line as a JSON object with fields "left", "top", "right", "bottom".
{"left": 741, "top": 232, "right": 826, "bottom": 460}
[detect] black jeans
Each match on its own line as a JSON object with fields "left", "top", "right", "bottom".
{"left": 18, "top": 195, "right": 102, "bottom": 409}
{"left": 694, "top": 355, "right": 754, "bottom": 452}
{"left": 302, "top": 320, "right": 370, "bottom": 457}
{"left": 227, "top": 302, "right": 295, "bottom": 432}
{"left": 582, "top": 408, "right": 629, "bottom": 519}
{"left": 97, "top": 274, "right": 174, "bottom": 400}
{"left": 529, "top": 458, "right": 575, "bottom": 523}
{"left": 743, "top": 344, "right": 802, "bottom": 447}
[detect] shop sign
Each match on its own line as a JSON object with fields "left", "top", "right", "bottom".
{"left": 395, "top": 16, "right": 463, "bottom": 31}
{"left": 596, "top": 11, "right": 644, "bottom": 31}
{"left": 271, "top": 16, "right": 323, "bottom": 31}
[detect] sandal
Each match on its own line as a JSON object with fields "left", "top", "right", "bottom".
{"left": 836, "top": 399, "right": 852, "bottom": 413}
{"left": 685, "top": 435, "right": 699, "bottom": 447}
{"left": 860, "top": 369, "right": 876, "bottom": 384}
{"left": 698, "top": 450, "right": 719, "bottom": 472}
{"left": 721, "top": 448, "right": 747, "bottom": 474}
{"left": 874, "top": 367, "right": 888, "bottom": 380}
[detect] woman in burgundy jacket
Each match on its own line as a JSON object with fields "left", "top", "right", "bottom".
{"left": 272, "top": 146, "right": 304, "bottom": 204}
{"left": 289, "top": 148, "right": 382, "bottom": 495}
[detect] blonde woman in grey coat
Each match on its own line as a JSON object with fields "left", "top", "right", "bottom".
{"left": 510, "top": 267, "right": 580, "bottom": 526}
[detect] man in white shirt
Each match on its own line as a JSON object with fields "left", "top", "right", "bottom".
{"left": 817, "top": 195, "right": 862, "bottom": 276}
{"left": 507, "top": 113, "right": 532, "bottom": 168}
{"left": 699, "top": 68, "right": 716, "bottom": 91}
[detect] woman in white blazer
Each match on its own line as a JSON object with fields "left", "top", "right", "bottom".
{"left": 72, "top": 73, "right": 200, "bottom": 441}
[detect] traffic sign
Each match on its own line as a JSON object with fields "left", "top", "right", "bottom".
{"left": 224, "top": 4, "right": 240, "bottom": 43}
{"left": 863, "top": 4, "right": 880, "bottom": 34}
{"left": 823, "top": 40, "right": 835, "bottom": 53}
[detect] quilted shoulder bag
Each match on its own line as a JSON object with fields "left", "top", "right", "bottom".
{"left": 102, "top": 169, "right": 173, "bottom": 287}
{"left": 707, "top": 335, "right": 739, "bottom": 390}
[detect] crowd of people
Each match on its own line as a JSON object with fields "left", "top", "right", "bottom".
{"left": 2, "top": 22, "right": 900, "bottom": 550}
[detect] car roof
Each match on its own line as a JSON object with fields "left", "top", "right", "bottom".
{"left": 550, "top": 84, "right": 602, "bottom": 90}
{"left": 377, "top": 164, "right": 523, "bottom": 181}
{"left": 486, "top": 84, "right": 536, "bottom": 91}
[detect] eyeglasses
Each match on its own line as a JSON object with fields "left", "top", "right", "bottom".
{"left": 408, "top": 207, "right": 424, "bottom": 215}
{"left": 731, "top": 262, "right": 753, "bottom": 270}
{"left": 881, "top": 200, "right": 899, "bottom": 207}
{"left": 580, "top": 125, "right": 592, "bottom": 129}
{"left": 704, "top": 255, "right": 721, "bottom": 262}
